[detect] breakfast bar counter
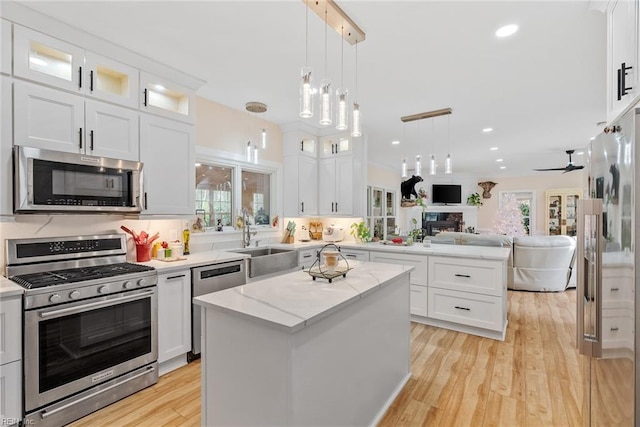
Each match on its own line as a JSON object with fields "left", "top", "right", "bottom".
{"left": 194, "top": 262, "right": 413, "bottom": 426}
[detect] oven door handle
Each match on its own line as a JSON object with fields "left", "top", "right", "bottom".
{"left": 39, "top": 290, "right": 155, "bottom": 319}
{"left": 40, "top": 365, "right": 156, "bottom": 419}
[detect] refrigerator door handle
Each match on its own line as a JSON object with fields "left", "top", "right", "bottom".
{"left": 576, "top": 199, "right": 603, "bottom": 358}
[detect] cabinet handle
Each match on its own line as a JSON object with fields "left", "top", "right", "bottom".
{"left": 621, "top": 62, "right": 633, "bottom": 99}
{"left": 454, "top": 306, "right": 471, "bottom": 311}
{"left": 611, "top": 287, "right": 620, "bottom": 292}
{"left": 301, "top": 202, "right": 304, "bottom": 213}
{"left": 303, "top": 254, "right": 312, "bottom": 259}
{"left": 335, "top": 202, "right": 338, "bottom": 211}
{"left": 89, "top": 70, "right": 94, "bottom": 92}
{"left": 332, "top": 143, "right": 335, "bottom": 154}
{"left": 78, "top": 66, "right": 82, "bottom": 88}
{"left": 79, "top": 127, "right": 83, "bottom": 149}
{"left": 331, "top": 202, "right": 334, "bottom": 212}
{"left": 166, "top": 274, "right": 186, "bottom": 280}
{"left": 345, "top": 254, "right": 357, "bottom": 258}
{"left": 90, "top": 130, "right": 94, "bottom": 151}
{"left": 144, "top": 192, "right": 148, "bottom": 210}
{"left": 454, "top": 274, "right": 471, "bottom": 278}
{"left": 610, "top": 327, "right": 619, "bottom": 332}
{"left": 143, "top": 88, "right": 148, "bottom": 106}
{"left": 300, "top": 140, "right": 303, "bottom": 151}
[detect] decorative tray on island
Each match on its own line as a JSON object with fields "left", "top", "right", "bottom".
{"left": 307, "top": 265, "right": 352, "bottom": 283}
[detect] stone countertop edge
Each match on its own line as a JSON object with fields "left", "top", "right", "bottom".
{"left": 194, "top": 262, "right": 414, "bottom": 334}
{"left": 136, "top": 250, "right": 250, "bottom": 273}
{"left": 1, "top": 276, "right": 24, "bottom": 297}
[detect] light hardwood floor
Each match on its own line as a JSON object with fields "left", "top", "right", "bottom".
{"left": 70, "top": 289, "right": 583, "bottom": 427}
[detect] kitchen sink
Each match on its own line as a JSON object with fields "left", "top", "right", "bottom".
{"left": 230, "top": 247, "right": 298, "bottom": 278}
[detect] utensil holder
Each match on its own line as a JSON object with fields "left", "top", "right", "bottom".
{"left": 135, "top": 243, "right": 152, "bottom": 262}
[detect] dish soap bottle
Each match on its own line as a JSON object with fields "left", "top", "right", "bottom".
{"left": 183, "top": 222, "right": 191, "bottom": 255}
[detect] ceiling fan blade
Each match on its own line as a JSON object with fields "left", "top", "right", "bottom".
{"left": 562, "top": 165, "right": 585, "bottom": 173}
{"left": 533, "top": 167, "right": 569, "bottom": 171}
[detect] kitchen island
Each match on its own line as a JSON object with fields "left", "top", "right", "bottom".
{"left": 194, "top": 261, "right": 413, "bottom": 426}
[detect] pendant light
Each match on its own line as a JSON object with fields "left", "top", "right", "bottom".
{"left": 319, "top": 4, "right": 332, "bottom": 126}
{"left": 253, "top": 145, "right": 258, "bottom": 165}
{"left": 261, "top": 129, "right": 267, "bottom": 149}
{"left": 429, "top": 119, "right": 436, "bottom": 175}
{"left": 444, "top": 115, "right": 453, "bottom": 174}
{"left": 299, "top": 0, "right": 314, "bottom": 118}
{"left": 401, "top": 159, "right": 408, "bottom": 178}
{"left": 246, "top": 141, "right": 252, "bottom": 163}
{"left": 351, "top": 40, "right": 361, "bottom": 137}
{"left": 336, "top": 26, "right": 348, "bottom": 131}
{"left": 415, "top": 155, "right": 422, "bottom": 177}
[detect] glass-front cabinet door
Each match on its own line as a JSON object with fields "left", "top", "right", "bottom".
{"left": 546, "top": 188, "right": 581, "bottom": 236}
{"left": 84, "top": 51, "right": 139, "bottom": 108}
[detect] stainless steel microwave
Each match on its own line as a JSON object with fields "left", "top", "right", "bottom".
{"left": 14, "top": 146, "right": 144, "bottom": 213}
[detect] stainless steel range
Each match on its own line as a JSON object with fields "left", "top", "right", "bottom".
{"left": 6, "top": 234, "right": 158, "bottom": 427}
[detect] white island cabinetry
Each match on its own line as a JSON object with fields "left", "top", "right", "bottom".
{"left": 194, "top": 263, "right": 412, "bottom": 427}
{"left": 157, "top": 269, "right": 191, "bottom": 375}
{"left": 0, "top": 288, "right": 22, "bottom": 425}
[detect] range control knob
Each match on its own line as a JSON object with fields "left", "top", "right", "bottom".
{"left": 98, "top": 285, "right": 110, "bottom": 294}
{"left": 123, "top": 281, "right": 134, "bottom": 290}
{"left": 69, "top": 290, "right": 80, "bottom": 300}
{"left": 49, "top": 294, "right": 61, "bottom": 303}
{"left": 137, "top": 278, "right": 147, "bottom": 287}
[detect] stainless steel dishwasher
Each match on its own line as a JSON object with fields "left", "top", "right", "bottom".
{"left": 188, "top": 259, "right": 246, "bottom": 361}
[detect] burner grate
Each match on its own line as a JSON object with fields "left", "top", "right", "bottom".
{"left": 12, "top": 263, "right": 155, "bottom": 289}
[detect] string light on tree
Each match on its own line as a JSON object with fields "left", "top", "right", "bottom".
{"left": 493, "top": 193, "right": 527, "bottom": 236}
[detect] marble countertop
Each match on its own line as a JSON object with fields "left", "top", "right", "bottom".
{"left": 1, "top": 276, "right": 24, "bottom": 298}
{"left": 137, "top": 250, "right": 250, "bottom": 273}
{"left": 194, "top": 261, "right": 413, "bottom": 333}
{"left": 269, "top": 240, "right": 510, "bottom": 260}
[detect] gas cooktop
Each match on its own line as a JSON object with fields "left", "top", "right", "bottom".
{"left": 11, "top": 262, "right": 155, "bottom": 289}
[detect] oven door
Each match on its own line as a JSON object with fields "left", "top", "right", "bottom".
{"left": 23, "top": 287, "right": 157, "bottom": 412}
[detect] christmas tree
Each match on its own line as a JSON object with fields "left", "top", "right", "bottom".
{"left": 493, "top": 193, "right": 527, "bottom": 236}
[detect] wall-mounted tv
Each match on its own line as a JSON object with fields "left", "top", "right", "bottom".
{"left": 432, "top": 184, "right": 462, "bottom": 204}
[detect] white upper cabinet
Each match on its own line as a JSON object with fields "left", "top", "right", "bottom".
{"left": 85, "top": 99, "right": 139, "bottom": 161}
{"left": 84, "top": 51, "right": 139, "bottom": 109}
{"left": 1, "top": 76, "right": 12, "bottom": 215}
{"left": 318, "top": 156, "right": 354, "bottom": 215}
{"left": 14, "top": 80, "right": 139, "bottom": 160}
{"left": 14, "top": 80, "right": 84, "bottom": 152}
{"left": 140, "top": 114, "right": 195, "bottom": 215}
{"left": 140, "top": 72, "right": 195, "bottom": 124}
{"left": 607, "top": 0, "right": 639, "bottom": 122}
{"left": 13, "top": 25, "right": 84, "bottom": 93}
{"left": 1, "top": 19, "right": 11, "bottom": 75}
{"left": 319, "top": 134, "right": 351, "bottom": 158}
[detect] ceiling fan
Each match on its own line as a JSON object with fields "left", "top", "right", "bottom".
{"left": 534, "top": 150, "right": 584, "bottom": 173}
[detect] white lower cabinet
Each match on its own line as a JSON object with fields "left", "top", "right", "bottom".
{"left": 339, "top": 247, "right": 369, "bottom": 262}
{"left": 140, "top": 114, "right": 195, "bottom": 215}
{"left": 427, "top": 287, "right": 503, "bottom": 332}
{"left": 298, "top": 248, "right": 318, "bottom": 270}
{"left": 0, "top": 360, "right": 21, "bottom": 424}
{"left": 157, "top": 270, "right": 191, "bottom": 374}
{"left": 369, "top": 251, "right": 428, "bottom": 285}
{"left": 410, "top": 284, "right": 428, "bottom": 317}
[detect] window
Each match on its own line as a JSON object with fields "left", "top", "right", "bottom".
{"left": 242, "top": 170, "right": 271, "bottom": 226}
{"left": 195, "top": 164, "right": 233, "bottom": 227}
{"left": 499, "top": 190, "right": 536, "bottom": 235}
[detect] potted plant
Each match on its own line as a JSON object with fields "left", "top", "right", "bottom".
{"left": 350, "top": 221, "right": 372, "bottom": 243}
{"left": 467, "top": 192, "right": 482, "bottom": 207}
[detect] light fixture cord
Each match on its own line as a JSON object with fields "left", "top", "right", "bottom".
{"left": 355, "top": 40, "right": 358, "bottom": 100}
{"left": 324, "top": 4, "right": 328, "bottom": 78}
{"left": 305, "top": 0, "right": 308, "bottom": 66}
{"left": 340, "top": 26, "right": 344, "bottom": 88}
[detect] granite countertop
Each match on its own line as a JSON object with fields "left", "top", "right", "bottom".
{"left": 194, "top": 261, "right": 413, "bottom": 333}
{"left": 0, "top": 276, "right": 24, "bottom": 298}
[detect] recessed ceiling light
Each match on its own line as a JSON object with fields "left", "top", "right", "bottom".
{"left": 576, "top": 151, "right": 584, "bottom": 155}
{"left": 496, "top": 24, "right": 518, "bottom": 38}
{"left": 496, "top": 158, "right": 504, "bottom": 162}
{"left": 500, "top": 166, "right": 506, "bottom": 170}
{"left": 590, "top": 137, "right": 596, "bottom": 141}
{"left": 482, "top": 128, "right": 493, "bottom": 133}
{"left": 490, "top": 147, "right": 499, "bottom": 151}
{"left": 391, "top": 140, "right": 400, "bottom": 145}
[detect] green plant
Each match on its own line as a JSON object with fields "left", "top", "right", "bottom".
{"left": 408, "top": 218, "right": 422, "bottom": 241}
{"left": 467, "top": 192, "right": 482, "bottom": 207}
{"left": 350, "top": 221, "right": 372, "bottom": 243}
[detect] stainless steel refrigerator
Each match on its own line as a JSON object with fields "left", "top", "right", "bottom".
{"left": 577, "top": 107, "right": 638, "bottom": 425}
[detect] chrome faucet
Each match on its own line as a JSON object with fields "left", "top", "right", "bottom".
{"left": 241, "top": 208, "right": 257, "bottom": 248}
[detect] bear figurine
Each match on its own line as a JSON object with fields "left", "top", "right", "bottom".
{"left": 401, "top": 175, "right": 424, "bottom": 200}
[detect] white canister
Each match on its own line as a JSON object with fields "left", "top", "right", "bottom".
{"left": 170, "top": 242, "right": 184, "bottom": 258}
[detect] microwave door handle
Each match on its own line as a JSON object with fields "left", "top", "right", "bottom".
{"left": 39, "top": 290, "right": 154, "bottom": 319}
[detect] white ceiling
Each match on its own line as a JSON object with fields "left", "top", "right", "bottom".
{"left": 14, "top": 0, "right": 607, "bottom": 178}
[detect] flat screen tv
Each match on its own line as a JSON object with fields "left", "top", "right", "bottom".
{"left": 432, "top": 184, "right": 462, "bottom": 204}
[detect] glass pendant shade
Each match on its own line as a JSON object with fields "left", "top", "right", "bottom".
{"left": 299, "top": 67, "right": 314, "bottom": 118}
{"left": 261, "top": 129, "right": 267, "bottom": 149}
{"left": 246, "top": 141, "right": 252, "bottom": 162}
{"left": 253, "top": 145, "right": 258, "bottom": 164}
{"left": 401, "top": 159, "right": 408, "bottom": 178}
{"left": 415, "top": 155, "right": 422, "bottom": 177}
{"left": 351, "top": 102, "right": 361, "bottom": 137}
{"left": 429, "top": 155, "right": 437, "bottom": 175}
{"left": 336, "top": 90, "right": 348, "bottom": 130}
{"left": 445, "top": 154, "right": 452, "bottom": 174}
{"left": 319, "top": 79, "right": 333, "bottom": 125}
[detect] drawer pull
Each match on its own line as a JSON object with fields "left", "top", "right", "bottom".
{"left": 454, "top": 274, "right": 471, "bottom": 278}
{"left": 610, "top": 327, "right": 619, "bottom": 332}
{"left": 611, "top": 287, "right": 620, "bottom": 292}
{"left": 302, "top": 254, "right": 312, "bottom": 259}
{"left": 166, "top": 274, "right": 186, "bottom": 280}
{"left": 454, "top": 306, "right": 471, "bottom": 311}
{"left": 345, "top": 254, "right": 357, "bottom": 258}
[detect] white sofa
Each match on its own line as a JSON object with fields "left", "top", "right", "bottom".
{"left": 512, "top": 235, "right": 576, "bottom": 292}
{"left": 433, "top": 232, "right": 576, "bottom": 292}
